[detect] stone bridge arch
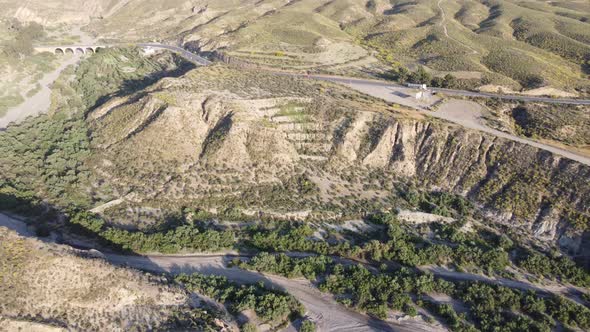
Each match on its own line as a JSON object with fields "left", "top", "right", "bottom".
{"left": 45, "top": 45, "right": 106, "bottom": 55}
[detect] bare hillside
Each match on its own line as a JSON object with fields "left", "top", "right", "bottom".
{"left": 2, "top": 0, "right": 589, "bottom": 93}
{"left": 0, "top": 226, "right": 217, "bottom": 331}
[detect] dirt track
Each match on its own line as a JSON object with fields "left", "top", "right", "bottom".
{"left": 106, "top": 254, "right": 442, "bottom": 332}
{"left": 1, "top": 213, "right": 588, "bottom": 330}
{"left": 0, "top": 213, "right": 440, "bottom": 332}
{"left": 0, "top": 55, "right": 80, "bottom": 129}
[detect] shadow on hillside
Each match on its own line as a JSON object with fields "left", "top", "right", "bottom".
{"left": 88, "top": 53, "right": 196, "bottom": 113}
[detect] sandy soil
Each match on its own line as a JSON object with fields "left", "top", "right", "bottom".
{"left": 478, "top": 85, "right": 577, "bottom": 98}
{"left": 397, "top": 210, "right": 454, "bottom": 225}
{"left": 0, "top": 318, "right": 66, "bottom": 332}
{"left": 0, "top": 26, "right": 95, "bottom": 129}
{"left": 106, "top": 254, "right": 442, "bottom": 332}
{"left": 0, "top": 55, "right": 81, "bottom": 128}
{"left": 521, "top": 87, "right": 578, "bottom": 98}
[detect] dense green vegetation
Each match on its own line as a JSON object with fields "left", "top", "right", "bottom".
{"left": 515, "top": 250, "right": 590, "bottom": 287}
{"left": 69, "top": 211, "right": 234, "bottom": 253}
{"left": 0, "top": 111, "right": 92, "bottom": 207}
{"left": 248, "top": 215, "right": 510, "bottom": 274}
{"left": 72, "top": 47, "right": 193, "bottom": 110}
{"left": 245, "top": 213, "right": 590, "bottom": 288}
{"left": 387, "top": 65, "right": 459, "bottom": 88}
{"left": 0, "top": 47, "right": 193, "bottom": 208}
{"left": 422, "top": 301, "right": 476, "bottom": 332}
{"left": 175, "top": 273, "right": 303, "bottom": 327}
{"left": 236, "top": 253, "right": 590, "bottom": 332}
{"left": 299, "top": 319, "right": 316, "bottom": 332}
{"left": 452, "top": 282, "right": 590, "bottom": 332}
{"left": 235, "top": 252, "right": 333, "bottom": 280}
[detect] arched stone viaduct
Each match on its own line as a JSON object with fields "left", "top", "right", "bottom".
{"left": 33, "top": 45, "right": 108, "bottom": 55}
{"left": 33, "top": 43, "right": 212, "bottom": 66}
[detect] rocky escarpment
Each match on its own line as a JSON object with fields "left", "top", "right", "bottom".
{"left": 352, "top": 117, "right": 590, "bottom": 248}
{"left": 86, "top": 66, "right": 590, "bottom": 253}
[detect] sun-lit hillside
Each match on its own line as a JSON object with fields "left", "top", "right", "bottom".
{"left": 1, "top": 2, "right": 590, "bottom": 332}
{"left": 2, "top": 0, "right": 589, "bottom": 93}
{"left": 0, "top": 226, "right": 223, "bottom": 331}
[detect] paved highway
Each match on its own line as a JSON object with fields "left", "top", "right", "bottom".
{"left": 301, "top": 74, "right": 590, "bottom": 105}
{"left": 137, "top": 44, "right": 590, "bottom": 165}
{"left": 142, "top": 43, "right": 590, "bottom": 105}
{"left": 137, "top": 43, "right": 212, "bottom": 66}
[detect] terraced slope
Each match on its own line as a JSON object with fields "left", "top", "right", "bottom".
{"left": 75, "top": 66, "right": 590, "bottom": 255}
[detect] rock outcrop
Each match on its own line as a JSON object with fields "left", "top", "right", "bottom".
{"left": 87, "top": 66, "right": 590, "bottom": 254}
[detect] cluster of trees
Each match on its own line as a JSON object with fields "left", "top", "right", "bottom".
{"left": 516, "top": 250, "right": 590, "bottom": 288}
{"left": 235, "top": 252, "right": 333, "bottom": 280}
{"left": 399, "top": 189, "right": 473, "bottom": 218}
{"left": 388, "top": 65, "right": 458, "bottom": 88}
{"left": 248, "top": 218, "right": 510, "bottom": 273}
{"left": 248, "top": 223, "right": 360, "bottom": 257}
{"left": 250, "top": 212, "right": 590, "bottom": 284}
{"left": 235, "top": 252, "right": 590, "bottom": 332}
{"left": 320, "top": 264, "right": 452, "bottom": 319}
{"left": 0, "top": 111, "right": 92, "bottom": 207}
{"left": 358, "top": 218, "right": 510, "bottom": 272}
{"left": 234, "top": 252, "right": 453, "bottom": 320}
{"left": 421, "top": 301, "right": 477, "bottom": 332}
{"left": 452, "top": 282, "right": 590, "bottom": 331}
{"left": 68, "top": 211, "right": 234, "bottom": 253}
{"left": 174, "top": 273, "right": 303, "bottom": 327}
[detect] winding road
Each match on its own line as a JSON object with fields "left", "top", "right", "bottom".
{"left": 344, "top": 83, "right": 590, "bottom": 166}
{"left": 6, "top": 41, "right": 588, "bottom": 330}
{"left": 129, "top": 43, "right": 590, "bottom": 105}
{"left": 135, "top": 45, "right": 590, "bottom": 167}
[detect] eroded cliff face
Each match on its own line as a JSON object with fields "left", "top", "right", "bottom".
{"left": 345, "top": 116, "right": 590, "bottom": 250}
{"left": 86, "top": 67, "right": 590, "bottom": 253}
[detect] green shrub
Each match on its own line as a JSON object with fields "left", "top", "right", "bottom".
{"left": 299, "top": 319, "right": 316, "bottom": 332}
{"left": 175, "top": 273, "right": 303, "bottom": 325}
